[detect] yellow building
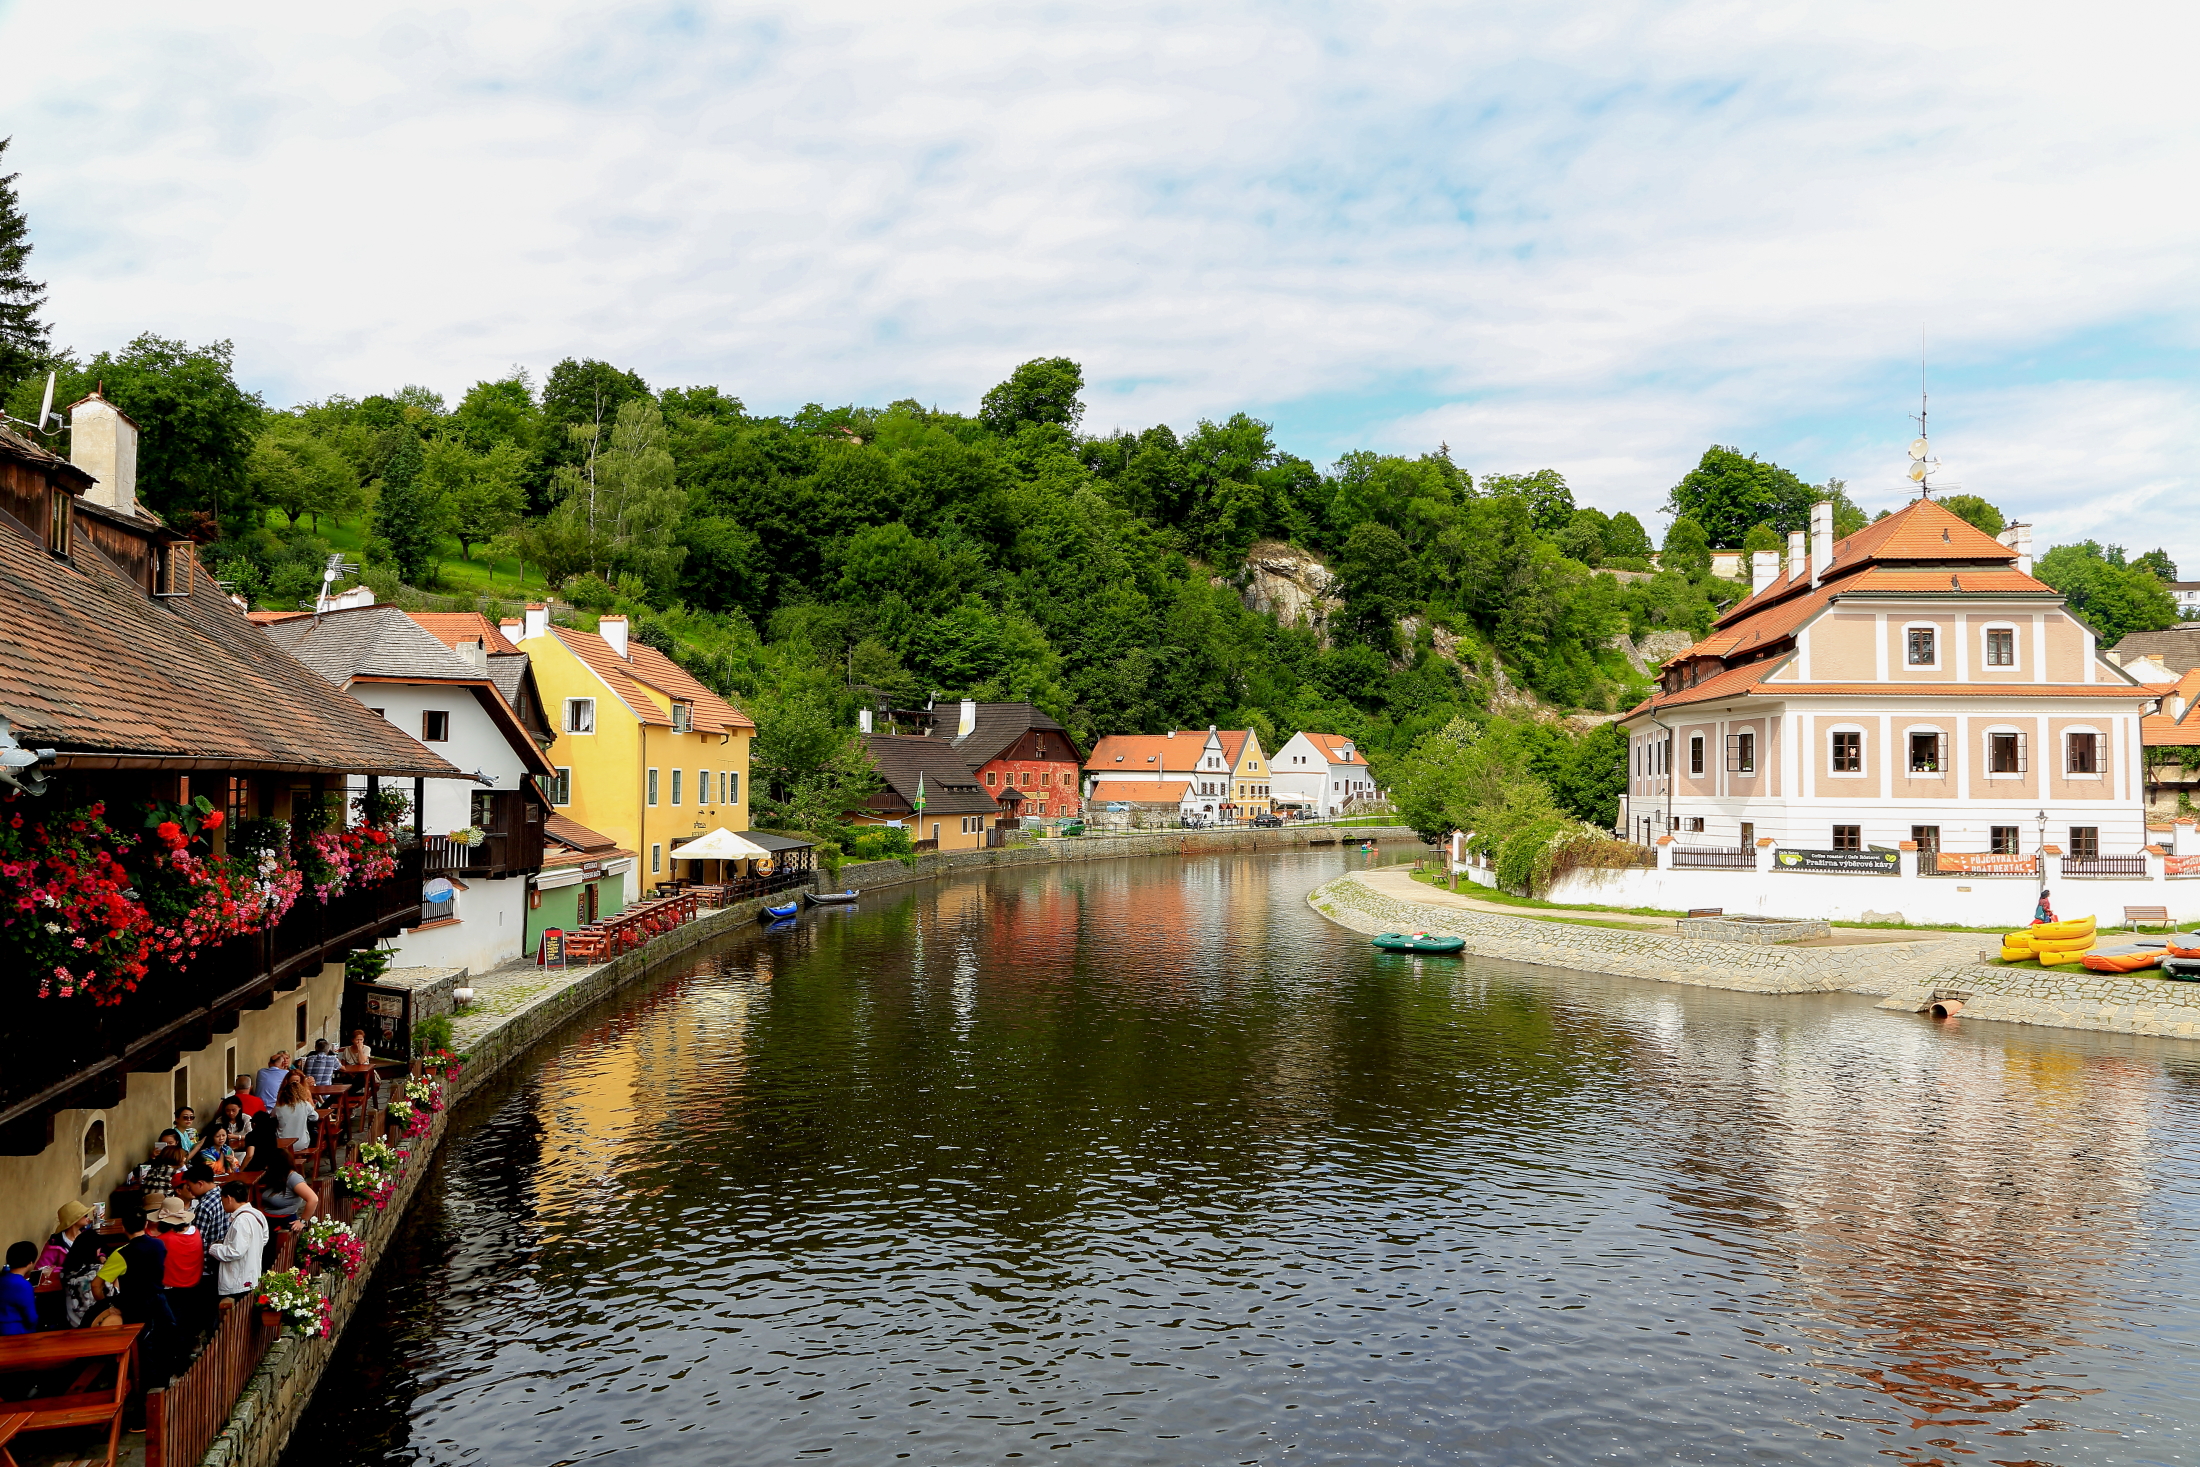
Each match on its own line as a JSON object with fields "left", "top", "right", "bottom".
{"left": 509, "top": 606, "right": 756, "bottom": 889}
{"left": 1222, "top": 728, "right": 1273, "bottom": 818}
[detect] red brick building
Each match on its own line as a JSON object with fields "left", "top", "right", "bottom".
{"left": 950, "top": 701, "right": 1085, "bottom": 821}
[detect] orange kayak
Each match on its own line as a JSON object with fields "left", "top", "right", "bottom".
{"left": 2081, "top": 950, "right": 2160, "bottom": 973}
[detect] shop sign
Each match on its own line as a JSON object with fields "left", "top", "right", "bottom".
{"left": 1773, "top": 848, "right": 1899, "bottom": 875}
{"left": 581, "top": 862, "right": 601, "bottom": 878}
{"left": 2167, "top": 854, "right": 2200, "bottom": 879}
{"left": 1931, "top": 852, "right": 2040, "bottom": 877}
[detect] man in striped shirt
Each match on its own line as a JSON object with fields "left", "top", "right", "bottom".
{"left": 301, "top": 1038, "right": 342, "bottom": 1087}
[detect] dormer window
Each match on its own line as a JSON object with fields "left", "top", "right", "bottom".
{"left": 671, "top": 701, "right": 693, "bottom": 733}
{"left": 46, "top": 489, "right": 71, "bottom": 557}
{"left": 153, "top": 541, "right": 189, "bottom": 596}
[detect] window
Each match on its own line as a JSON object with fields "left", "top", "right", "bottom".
{"left": 1726, "top": 732, "right": 1755, "bottom": 773}
{"left": 647, "top": 769, "right": 659, "bottom": 806}
{"left": 1908, "top": 731, "right": 1945, "bottom": 773}
{"left": 564, "top": 698, "right": 596, "bottom": 734}
{"left": 671, "top": 702, "right": 693, "bottom": 733}
{"left": 698, "top": 769, "right": 711, "bottom": 805}
{"left": 1988, "top": 731, "right": 2026, "bottom": 774}
{"left": 1831, "top": 730, "right": 1863, "bottom": 773}
{"left": 2065, "top": 731, "right": 2098, "bottom": 774}
{"left": 81, "top": 1118, "right": 106, "bottom": 1176}
{"left": 548, "top": 768, "right": 572, "bottom": 805}
{"left": 671, "top": 769, "right": 683, "bottom": 806}
{"left": 1832, "top": 825, "right": 1862, "bottom": 851}
{"left": 226, "top": 775, "right": 253, "bottom": 831}
{"left": 2068, "top": 827, "right": 2099, "bottom": 859}
{"left": 1739, "top": 822, "right": 1755, "bottom": 847}
{"left": 1689, "top": 736, "right": 1704, "bottom": 775}
{"left": 422, "top": 710, "right": 450, "bottom": 743}
{"left": 1990, "top": 826, "right": 2021, "bottom": 854}
{"left": 173, "top": 1065, "right": 191, "bottom": 1115}
{"left": 295, "top": 1000, "right": 309, "bottom": 1045}
{"left": 651, "top": 843, "right": 662, "bottom": 873}
{"left": 1906, "top": 627, "right": 1936, "bottom": 665}
{"left": 47, "top": 487, "right": 72, "bottom": 556}
{"left": 153, "top": 541, "right": 188, "bottom": 595}
{"left": 728, "top": 772, "right": 739, "bottom": 804}
{"left": 986, "top": 771, "right": 997, "bottom": 785}
{"left": 1684, "top": 817, "right": 1705, "bottom": 832}
{"left": 1985, "top": 628, "right": 2016, "bottom": 667}
{"left": 1911, "top": 825, "right": 1941, "bottom": 852}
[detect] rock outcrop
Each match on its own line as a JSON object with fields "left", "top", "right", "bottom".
{"left": 1242, "top": 541, "right": 1339, "bottom": 634}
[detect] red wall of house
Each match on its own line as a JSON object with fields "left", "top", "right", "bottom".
{"left": 980, "top": 757, "right": 1083, "bottom": 817}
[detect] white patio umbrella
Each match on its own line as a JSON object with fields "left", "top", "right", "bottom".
{"left": 670, "top": 828, "right": 773, "bottom": 861}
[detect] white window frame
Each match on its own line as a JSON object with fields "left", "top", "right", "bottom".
{"left": 1901, "top": 621, "right": 1942, "bottom": 671}
{"left": 564, "top": 697, "right": 596, "bottom": 735}
{"left": 2062, "top": 724, "right": 2103, "bottom": 780}
{"left": 1979, "top": 622, "right": 2020, "bottom": 670}
{"left": 670, "top": 769, "right": 683, "bottom": 806}
{"left": 1983, "top": 725, "right": 2027, "bottom": 779}
{"left": 671, "top": 701, "right": 693, "bottom": 733}
{"left": 651, "top": 843, "right": 662, "bottom": 873}
{"left": 80, "top": 1114, "right": 109, "bottom": 1186}
{"left": 697, "top": 768, "right": 711, "bottom": 806}
{"left": 728, "top": 772, "right": 740, "bottom": 804}
{"left": 1901, "top": 723, "right": 1949, "bottom": 778}
{"left": 1827, "top": 724, "right": 1868, "bottom": 778}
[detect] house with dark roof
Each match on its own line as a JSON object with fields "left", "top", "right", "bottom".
{"left": 942, "top": 699, "right": 1084, "bottom": 823}
{"left": 512, "top": 605, "right": 757, "bottom": 888}
{"left": 852, "top": 733, "right": 1002, "bottom": 850}
{"left": 258, "top": 603, "right": 558, "bottom": 973}
{"left": 0, "top": 403, "right": 463, "bottom": 1255}
{"left": 1616, "top": 496, "right": 2159, "bottom": 864}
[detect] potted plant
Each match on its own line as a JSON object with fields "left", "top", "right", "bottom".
{"left": 256, "top": 1267, "right": 333, "bottom": 1338}
{"left": 300, "top": 1217, "right": 365, "bottom": 1280}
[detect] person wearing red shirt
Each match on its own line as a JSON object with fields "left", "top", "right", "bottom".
{"left": 151, "top": 1197, "right": 205, "bottom": 1341}
{"left": 231, "top": 1074, "right": 266, "bottom": 1117}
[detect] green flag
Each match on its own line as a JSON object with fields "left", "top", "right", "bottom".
{"left": 913, "top": 769, "right": 926, "bottom": 815}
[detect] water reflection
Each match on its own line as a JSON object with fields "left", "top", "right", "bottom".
{"left": 290, "top": 852, "right": 2200, "bottom": 1466}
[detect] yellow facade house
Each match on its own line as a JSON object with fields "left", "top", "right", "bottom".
{"left": 1223, "top": 729, "right": 1273, "bottom": 818}
{"left": 509, "top": 606, "right": 757, "bottom": 889}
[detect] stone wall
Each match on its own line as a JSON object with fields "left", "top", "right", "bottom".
{"left": 831, "top": 825, "right": 1420, "bottom": 894}
{"left": 1880, "top": 959, "right": 2200, "bottom": 1039}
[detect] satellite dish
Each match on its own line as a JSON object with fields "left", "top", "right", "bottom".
{"left": 1907, "top": 462, "right": 1927, "bottom": 482}
{"left": 1908, "top": 438, "right": 1928, "bottom": 460}
{"left": 36, "top": 373, "right": 59, "bottom": 435}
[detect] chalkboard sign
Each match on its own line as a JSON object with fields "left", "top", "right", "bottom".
{"left": 1772, "top": 848, "right": 1899, "bottom": 876}
{"left": 539, "top": 928, "right": 570, "bottom": 967}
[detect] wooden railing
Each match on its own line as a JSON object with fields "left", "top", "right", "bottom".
{"left": 1672, "top": 846, "right": 1754, "bottom": 870}
{"left": 145, "top": 1230, "right": 298, "bottom": 1467}
{"left": 2063, "top": 854, "right": 2147, "bottom": 878}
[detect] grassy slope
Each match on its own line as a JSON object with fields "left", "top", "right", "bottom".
{"left": 289, "top": 513, "right": 552, "bottom": 601}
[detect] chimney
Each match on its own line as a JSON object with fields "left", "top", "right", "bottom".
{"left": 1750, "top": 550, "right": 1779, "bottom": 596}
{"left": 1785, "top": 529, "right": 1806, "bottom": 582}
{"left": 499, "top": 618, "right": 523, "bottom": 644}
{"left": 859, "top": 708, "right": 874, "bottom": 734}
{"left": 455, "top": 638, "right": 488, "bottom": 672}
{"left": 599, "top": 615, "right": 630, "bottom": 659}
{"left": 1997, "top": 521, "right": 2034, "bottom": 576}
{"left": 522, "top": 603, "right": 548, "bottom": 641}
{"left": 68, "top": 392, "right": 139, "bottom": 515}
{"left": 957, "top": 699, "right": 977, "bottom": 739}
{"left": 1809, "top": 500, "right": 1834, "bottom": 588}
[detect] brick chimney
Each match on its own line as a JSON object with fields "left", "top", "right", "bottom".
{"left": 68, "top": 391, "right": 139, "bottom": 516}
{"left": 599, "top": 614, "right": 630, "bottom": 659}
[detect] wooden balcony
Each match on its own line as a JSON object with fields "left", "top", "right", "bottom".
{"left": 0, "top": 847, "right": 427, "bottom": 1155}
{"left": 422, "top": 788, "right": 546, "bottom": 879}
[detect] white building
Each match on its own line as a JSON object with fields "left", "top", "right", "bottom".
{"left": 1272, "top": 731, "right": 1378, "bottom": 817}
{"left": 257, "top": 606, "right": 559, "bottom": 974}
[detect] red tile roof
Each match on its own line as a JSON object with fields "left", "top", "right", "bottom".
{"left": 409, "top": 611, "right": 522, "bottom": 656}
{"left": 550, "top": 627, "right": 756, "bottom": 733}
{"left": 1084, "top": 730, "right": 1251, "bottom": 773}
{"left": 2142, "top": 668, "right": 2200, "bottom": 746}
{"left": 1297, "top": 732, "right": 1364, "bottom": 764}
{"left": 1089, "top": 780, "right": 1191, "bottom": 804}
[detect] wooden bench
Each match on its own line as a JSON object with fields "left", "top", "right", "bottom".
{"left": 1686, "top": 907, "right": 1725, "bottom": 919}
{"left": 2125, "top": 905, "right": 2171, "bottom": 931}
{"left": 0, "top": 1325, "right": 140, "bottom": 1467}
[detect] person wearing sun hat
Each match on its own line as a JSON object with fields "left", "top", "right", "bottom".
{"left": 151, "top": 1195, "right": 205, "bottom": 1346}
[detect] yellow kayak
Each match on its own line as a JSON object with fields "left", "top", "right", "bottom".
{"left": 2030, "top": 916, "right": 2096, "bottom": 941}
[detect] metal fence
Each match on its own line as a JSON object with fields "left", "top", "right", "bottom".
{"left": 2062, "top": 854, "right": 2147, "bottom": 878}
{"left": 1672, "top": 846, "right": 1754, "bottom": 870}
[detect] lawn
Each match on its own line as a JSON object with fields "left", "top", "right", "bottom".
{"left": 1407, "top": 869, "right": 1687, "bottom": 919}
{"left": 281, "top": 513, "right": 553, "bottom": 602}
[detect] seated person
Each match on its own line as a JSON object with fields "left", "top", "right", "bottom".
{"left": 173, "top": 1105, "right": 199, "bottom": 1154}
{"left": 193, "top": 1123, "right": 241, "bottom": 1175}
{"left": 338, "top": 1029, "right": 375, "bottom": 1091}
{"left": 0, "top": 1241, "right": 37, "bottom": 1335}
{"left": 232, "top": 1074, "right": 267, "bottom": 1117}
{"left": 272, "top": 1072, "right": 319, "bottom": 1159}
{"left": 132, "top": 1134, "right": 188, "bottom": 1197}
{"left": 258, "top": 1158, "right": 319, "bottom": 1230}
{"left": 254, "top": 1053, "right": 292, "bottom": 1108}
{"left": 301, "top": 1037, "right": 342, "bottom": 1087}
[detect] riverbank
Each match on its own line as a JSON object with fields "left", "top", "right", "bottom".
{"left": 196, "top": 833, "right": 1421, "bottom": 1467}
{"left": 1310, "top": 870, "right": 2200, "bottom": 1039}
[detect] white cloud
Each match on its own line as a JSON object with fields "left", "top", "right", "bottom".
{"left": 3, "top": 0, "right": 2196, "bottom": 569}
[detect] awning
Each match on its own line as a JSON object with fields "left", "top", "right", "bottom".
{"left": 746, "top": 831, "right": 815, "bottom": 853}
{"left": 670, "top": 827, "right": 772, "bottom": 861}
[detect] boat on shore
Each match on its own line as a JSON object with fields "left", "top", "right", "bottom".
{"left": 804, "top": 889, "right": 859, "bottom": 905}
{"left": 1373, "top": 932, "right": 1465, "bottom": 954}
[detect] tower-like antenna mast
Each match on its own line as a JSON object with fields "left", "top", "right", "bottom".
{"left": 1905, "top": 329, "right": 1941, "bottom": 499}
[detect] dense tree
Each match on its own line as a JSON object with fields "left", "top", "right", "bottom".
{"left": 1665, "top": 446, "right": 1813, "bottom": 546}
{"left": 1661, "top": 517, "right": 1713, "bottom": 582}
{"left": 1482, "top": 469, "right": 1574, "bottom": 535}
{"left": 42, "top": 335, "right": 266, "bottom": 534}
{"left": 371, "top": 430, "right": 436, "bottom": 584}
{"left": 0, "top": 137, "right": 49, "bottom": 391}
{"left": 979, "top": 357, "right": 1085, "bottom": 435}
{"left": 1602, "top": 511, "right": 1653, "bottom": 563}
{"left": 2035, "top": 541, "right": 2178, "bottom": 646}
{"left": 1938, "top": 493, "right": 2005, "bottom": 537}
{"left": 2132, "top": 547, "right": 2179, "bottom": 583}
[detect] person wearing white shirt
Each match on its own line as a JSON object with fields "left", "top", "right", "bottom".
{"left": 207, "top": 1184, "right": 268, "bottom": 1301}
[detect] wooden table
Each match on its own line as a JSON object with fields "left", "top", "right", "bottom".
{"left": 0, "top": 1324, "right": 141, "bottom": 1467}
{"left": 0, "top": 1410, "right": 31, "bottom": 1467}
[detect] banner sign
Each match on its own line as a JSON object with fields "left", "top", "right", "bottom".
{"left": 2167, "top": 854, "right": 2200, "bottom": 879}
{"left": 1931, "top": 852, "right": 2040, "bottom": 877}
{"left": 1773, "top": 848, "right": 1899, "bottom": 875}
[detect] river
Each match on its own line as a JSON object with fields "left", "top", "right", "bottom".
{"left": 287, "top": 848, "right": 2200, "bottom": 1466}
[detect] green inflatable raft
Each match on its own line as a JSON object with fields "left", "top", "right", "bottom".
{"left": 1373, "top": 932, "right": 1465, "bottom": 954}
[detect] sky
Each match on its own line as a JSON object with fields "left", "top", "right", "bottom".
{"left": 3, "top": 0, "right": 2197, "bottom": 568}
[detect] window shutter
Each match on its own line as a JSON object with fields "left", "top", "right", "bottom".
{"left": 1936, "top": 733, "right": 1948, "bottom": 771}
{"left": 2016, "top": 732, "right": 2028, "bottom": 773}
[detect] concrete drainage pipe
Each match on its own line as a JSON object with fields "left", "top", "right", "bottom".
{"left": 1929, "top": 998, "right": 1965, "bottom": 1019}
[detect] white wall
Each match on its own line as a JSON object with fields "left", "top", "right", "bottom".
{"left": 1547, "top": 862, "right": 2200, "bottom": 928}
{"left": 385, "top": 874, "right": 530, "bottom": 974}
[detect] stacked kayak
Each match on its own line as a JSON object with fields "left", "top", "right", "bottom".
{"left": 1374, "top": 932, "right": 1466, "bottom": 954}
{"left": 2169, "top": 934, "right": 2200, "bottom": 959}
{"left": 2001, "top": 915, "right": 2095, "bottom": 965}
{"left": 2081, "top": 945, "right": 2161, "bottom": 973}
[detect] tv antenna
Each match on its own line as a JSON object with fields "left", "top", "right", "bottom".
{"left": 1906, "top": 332, "right": 1944, "bottom": 499}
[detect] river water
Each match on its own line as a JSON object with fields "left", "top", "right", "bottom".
{"left": 288, "top": 849, "right": 2200, "bottom": 1466}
